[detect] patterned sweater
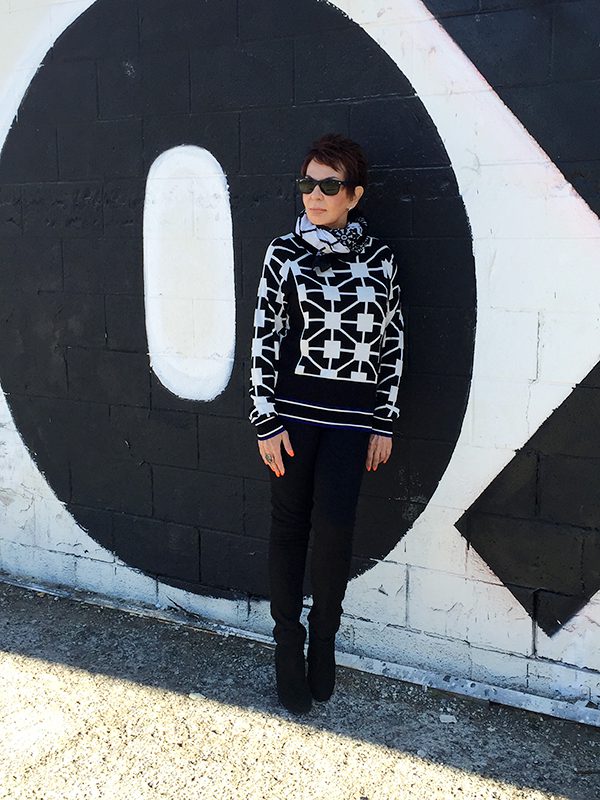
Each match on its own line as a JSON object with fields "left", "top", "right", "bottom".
{"left": 248, "top": 231, "right": 404, "bottom": 440}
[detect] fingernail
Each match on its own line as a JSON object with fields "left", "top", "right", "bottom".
{"left": 290, "top": 451, "right": 295, "bottom": 457}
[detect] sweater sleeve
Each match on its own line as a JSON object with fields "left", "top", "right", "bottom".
{"left": 371, "top": 250, "right": 404, "bottom": 437}
{"left": 248, "top": 239, "right": 289, "bottom": 440}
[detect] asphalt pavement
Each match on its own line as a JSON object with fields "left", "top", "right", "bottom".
{"left": 0, "top": 579, "right": 599, "bottom": 800}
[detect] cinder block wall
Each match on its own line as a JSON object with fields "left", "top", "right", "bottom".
{"left": 0, "top": 0, "right": 599, "bottom": 711}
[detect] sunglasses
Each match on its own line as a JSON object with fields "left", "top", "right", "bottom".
{"left": 295, "top": 176, "right": 352, "bottom": 196}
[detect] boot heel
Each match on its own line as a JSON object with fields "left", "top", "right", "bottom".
{"left": 307, "top": 638, "right": 336, "bottom": 701}
{"left": 274, "top": 644, "right": 312, "bottom": 714}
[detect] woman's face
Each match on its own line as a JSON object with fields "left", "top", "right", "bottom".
{"left": 301, "top": 158, "right": 364, "bottom": 229}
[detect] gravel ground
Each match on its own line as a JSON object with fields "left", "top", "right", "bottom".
{"left": 0, "top": 581, "right": 599, "bottom": 800}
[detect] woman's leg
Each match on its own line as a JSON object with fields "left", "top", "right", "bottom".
{"left": 268, "top": 419, "right": 320, "bottom": 648}
{"left": 268, "top": 419, "right": 321, "bottom": 713}
{"left": 307, "top": 425, "right": 370, "bottom": 698}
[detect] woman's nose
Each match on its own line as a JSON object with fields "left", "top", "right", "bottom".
{"left": 310, "top": 184, "right": 324, "bottom": 198}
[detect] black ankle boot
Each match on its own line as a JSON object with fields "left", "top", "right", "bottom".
{"left": 274, "top": 644, "right": 312, "bottom": 714}
{"left": 307, "top": 637, "right": 336, "bottom": 701}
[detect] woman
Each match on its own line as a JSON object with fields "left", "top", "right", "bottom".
{"left": 248, "top": 133, "right": 404, "bottom": 714}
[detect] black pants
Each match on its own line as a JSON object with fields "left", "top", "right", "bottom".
{"left": 268, "top": 418, "right": 371, "bottom": 648}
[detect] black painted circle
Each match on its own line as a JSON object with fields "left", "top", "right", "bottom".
{"left": 0, "top": 0, "right": 475, "bottom": 600}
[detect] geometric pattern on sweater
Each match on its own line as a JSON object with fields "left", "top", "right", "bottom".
{"left": 294, "top": 254, "right": 390, "bottom": 382}
{"left": 249, "top": 233, "right": 404, "bottom": 438}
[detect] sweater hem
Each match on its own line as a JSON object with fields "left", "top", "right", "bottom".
{"left": 275, "top": 395, "right": 374, "bottom": 432}
{"left": 279, "top": 413, "right": 373, "bottom": 433}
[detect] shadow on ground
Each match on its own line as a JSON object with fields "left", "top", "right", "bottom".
{"left": 0, "top": 580, "right": 599, "bottom": 799}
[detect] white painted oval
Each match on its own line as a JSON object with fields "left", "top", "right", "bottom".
{"left": 143, "top": 145, "right": 235, "bottom": 400}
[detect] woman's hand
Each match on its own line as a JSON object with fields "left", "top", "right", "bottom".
{"left": 366, "top": 434, "right": 392, "bottom": 471}
{"left": 258, "top": 430, "right": 294, "bottom": 477}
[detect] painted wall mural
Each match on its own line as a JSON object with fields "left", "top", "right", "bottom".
{"left": 0, "top": 0, "right": 599, "bottom": 706}
{"left": 0, "top": 0, "right": 475, "bottom": 596}
{"left": 423, "top": 0, "right": 600, "bottom": 637}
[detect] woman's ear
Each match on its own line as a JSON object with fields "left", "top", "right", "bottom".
{"left": 351, "top": 185, "right": 365, "bottom": 208}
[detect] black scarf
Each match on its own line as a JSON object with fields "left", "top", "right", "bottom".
{"left": 294, "top": 210, "right": 368, "bottom": 274}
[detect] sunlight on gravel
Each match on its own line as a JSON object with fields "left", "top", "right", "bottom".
{"left": 0, "top": 653, "right": 567, "bottom": 800}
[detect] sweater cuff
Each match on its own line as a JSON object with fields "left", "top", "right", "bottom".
{"left": 371, "top": 414, "right": 395, "bottom": 437}
{"left": 254, "top": 415, "right": 285, "bottom": 440}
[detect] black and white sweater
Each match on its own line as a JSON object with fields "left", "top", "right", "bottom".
{"left": 248, "top": 231, "right": 404, "bottom": 439}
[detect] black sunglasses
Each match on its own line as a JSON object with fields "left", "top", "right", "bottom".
{"left": 296, "top": 176, "right": 352, "bottom": 196}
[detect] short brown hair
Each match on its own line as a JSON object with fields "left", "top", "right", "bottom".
{"left": 300, "top": 133, "right": 368, "bottom": 189}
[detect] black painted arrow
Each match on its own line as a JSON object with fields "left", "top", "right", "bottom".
{"left": 425, "top": 0, "right": 600, "bottom": 634}
{"left": 456, "top": 363, "right": 600, "bottom": 635}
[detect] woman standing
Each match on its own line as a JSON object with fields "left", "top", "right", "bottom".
{"left": 248, "top": 134, "right": 404, "bottom": 714}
